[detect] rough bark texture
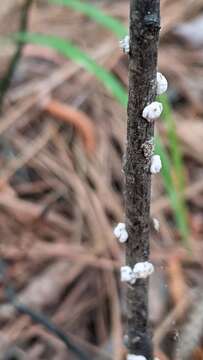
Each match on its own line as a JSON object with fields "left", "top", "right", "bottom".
{"left": 124, "top": 1, "right": 160, "bottom": 358}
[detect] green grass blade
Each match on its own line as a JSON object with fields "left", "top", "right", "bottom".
{"left": 13, "top": 32, "right": 128, "bottom": 107}
{"left": 159, "top": 93, "right": 185, "bottom": 190}
{"left": 158, "top": 94, "right": 190, "bottom": 243}
{"left": 155, "top": 137, "right": 190, "bottom": 247}
{"left": 48, "top": 0, "right": 127, "bottom": 38}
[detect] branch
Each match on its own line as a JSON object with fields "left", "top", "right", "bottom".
{"left": 124, "top": 1, "right": 160, "bottom": 359}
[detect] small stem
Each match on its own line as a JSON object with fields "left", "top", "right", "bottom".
{"left": 124, "top": 1, "right": 160, "bottom": 358}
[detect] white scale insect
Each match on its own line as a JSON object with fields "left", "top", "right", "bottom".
{"left": 127, "top": 354, "right": 159, "bottom": 360}
{"left": 127, "top": 355, "right": 147, "bottom": 360}
{"left": 113, "top": 222, "right": 128, "bottom": 243}
{"left": 119, "top": 35, "right": 130, "bottom": 54}
{"left": 150, "top": 155, "right": 162, "bottom": 174}
{"left": 127, "top": 356, "right": 160, "bottom": 360}
{"left": 157, "top": 72, "right": 168, "bottom": 95}
{"left": 121, "top": 262, "right": 154, "bottom": 285}
{"left": 152, "top": 218, "right": 160, "bottom": 232}
{"left": 142, "top": 102, "right": 163, "bottom": 122}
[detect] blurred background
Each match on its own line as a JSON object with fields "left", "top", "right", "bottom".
{"left": 0, "top": 0, "right": 203, "bottom": 359}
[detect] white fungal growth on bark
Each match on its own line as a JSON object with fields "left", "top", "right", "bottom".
{"left": 157, "top": 72, "right": 168, "bottom": 95}
{"left": 153, "top": 218, "right": 160, "bottom": 232}
{"left": 150, "top": 155, "right": 162, "bottom": 174}
{"left": 120, "top": 35, "right": 130, "bottom": 54}
{"left": 113, "top": 223, "right": 128, "bottom": 243}
{"left": 120, "top": 266, "right": 134, "bottom": 283}
{"left": 127, "top": 355, "right": 147, "bottom": 360}
{"left": 133, "top": 262, "right": 154, "bottom": 279}
{"left": 142, "top": 102, "right": 163, "bottom": 122}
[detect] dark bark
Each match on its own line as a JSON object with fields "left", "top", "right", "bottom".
{"left": 124, "top": 1, "right": 160, "bottom": 358}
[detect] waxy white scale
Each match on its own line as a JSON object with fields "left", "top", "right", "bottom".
{"left": 127, "top": 355, "right": 147, "bottom": 360}
{"left": 142, "top": 101, "right": 163, "bottom": 122}
{"left": 157, "top": 72, "right": 168, "bottom": 95}
{"left": 114, "top": 222, "right": 128, "bottom": 243}
{"left": 119, "top": 35, "right": 130, "bottom": 54}
{"left": 150, "top": 155, "right": 162, "bottom": 174}
{"left": 120, "top": 262, "right": 154, "bottom": 285}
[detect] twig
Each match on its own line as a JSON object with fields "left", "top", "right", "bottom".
{"left": 124, "top": 1, "right": 160, "bottom": 358}
{"left": 0, "top": 260, "right": 90, "bottom": 360}
{"left": 0, "top": 0, "right": 34, "bottom": 109}
{"left": 11, "top": 302, "right": 90, "bottom": 360}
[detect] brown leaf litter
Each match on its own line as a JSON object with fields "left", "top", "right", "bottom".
{"left": 0, "top": 0, "right": 203, "bottom": 359}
